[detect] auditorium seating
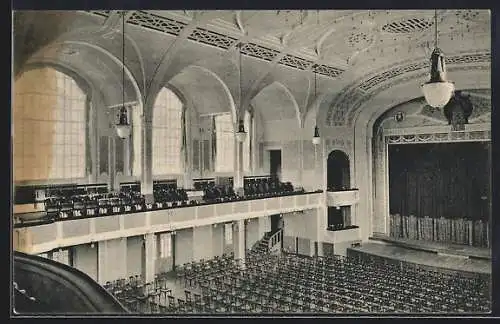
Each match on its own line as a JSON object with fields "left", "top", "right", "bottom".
{"left": 327, "top": 186, "right": 357, "bottom": 191}
{"left": 201, "top": 182, "right": 237, "bottom": 203}
{"left": 122, "top": 250, "right": 490, "bottom": 314}
{"left": 14, "top": 177, "right": 309, "bottom": 226}
{"left": 103, "top": 274, "right": 173, "bottom": 313}
{"left": 244, "top": 176, "right": 301, "bottom": 198}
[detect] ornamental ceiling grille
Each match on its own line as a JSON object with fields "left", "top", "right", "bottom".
{"left": 127, "top": 11, "right": 187, "bottom": 36}
{"left": 85, "top": 10, "right": 346, "bottom": 79}
{"left": 381, "top": 17, "right": 433, "bottom": 33}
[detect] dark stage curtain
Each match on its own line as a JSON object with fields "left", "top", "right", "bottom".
{"left": 389, "top": 142, "right": 490, "bottom": 222}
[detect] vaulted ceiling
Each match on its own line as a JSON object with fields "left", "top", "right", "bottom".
{"left": 13, "top": 9, "right": 491, "bottom": 127}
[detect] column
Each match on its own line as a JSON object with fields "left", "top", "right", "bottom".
{"left": 298, "top": 137, "right": 304, "bottom": 188}
{"left": 97, "top": 241, "right": 107, "bottom": 285}
{"left": 97, "top": 238, "right": 127, "bottom": 284}
{"left": 182, "top": 108, "right": 192, "bottom": 189}
{"left": 108, "top": 136, "right": 117, "bottom": 192}
{"left": 234, "top": 139, "right": 244, "bottom": 195}
{"left": 234, "top": 220, "right": 246, "bottom": 269}
{"left": 193, "top": 225, "right": 214, "bottom": 261}
{"left": 143, "top": 233, "right": 156, "bottom": 284}
{"left": 317, "top": 207, "right": 324, "bottom": 257}
{"left": 310, "top": 240, "right": 316, "bottom": 257}
{"left": 141, "top": 115, "right": 154, "bottom": 203}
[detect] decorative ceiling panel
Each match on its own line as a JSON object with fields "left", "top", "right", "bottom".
{"left": 127, "top": 11, "right": 187, "bottom": 36}
{"left": 313, "top": 64, "right": 344, "bottom": 78}
{"left": 240, "top": 43, "right": 280, "bottom": 62}
{"left": 87, "top": 11, "right": 111, "bottom": 18}
{"left": 381, "top": 17, "right": 433, "bottom": 33}
{"left": 187, "top": 28, "right": 238, "bottom": 50}
{"left": 279, "top": 54, "right": 314, "bottom": 70}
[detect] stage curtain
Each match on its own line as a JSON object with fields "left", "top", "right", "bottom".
{"left": 389, "top": 142, "right": 490, "bottom": 222}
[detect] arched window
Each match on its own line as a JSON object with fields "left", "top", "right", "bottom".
{"left": 243, "top": 110, "right": 252, "bottom": 172}
{"left": 152, "top": 88, "right": 184, "bottom": 175}
{"left": 13, "top": 67, "right": 87, "bottom": 182}
{"left": 215, "top": 113, "right": 235, "bottom": 173}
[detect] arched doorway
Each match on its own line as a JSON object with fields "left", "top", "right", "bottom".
{"left": 327, "top": 150, "right": 350, "bottom": 191}
{"left": 326, "top": 150, "right": 352, "bottom": 230}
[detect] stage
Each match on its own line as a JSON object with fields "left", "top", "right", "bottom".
{"left": 347, "top": 237, "right": 491, "bottom": 276}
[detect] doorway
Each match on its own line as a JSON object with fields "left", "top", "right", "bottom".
{"left": 327, "top": 150, "right": 350, "bottom": 191}
{"left": 270, "top": 214, "right": 283, "bottom": 233}
{"left": 269, "top": 150, "right": 282, "bottom": 180}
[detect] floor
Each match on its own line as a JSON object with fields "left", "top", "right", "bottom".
{"left": 349, "top": 242, "right": 491, "bottom": 275}
{"left": 370, "top": 234, "right": 491, "bottom": 259}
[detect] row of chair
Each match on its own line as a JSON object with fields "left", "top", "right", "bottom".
{"left": 164, "top": 251, "right": 490, "bottom": 314}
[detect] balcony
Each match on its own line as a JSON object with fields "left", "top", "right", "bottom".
{"left": 323, "top": 226, "right": 361, "bottom": 244}
{"left": 13, "top": 191, "right": 323, "bottom": 254}
{"left": 326, "top": 189, "right": 359, "bottom": 207}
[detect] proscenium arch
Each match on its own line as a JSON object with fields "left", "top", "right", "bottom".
{"left": 351, "top": 66, "right": 490, "bottom": 241}
{"left": 355, "top": 66, "right": 491, "bottom": 133}
{"left": 165, "top": 65, "right": 238, "bottom": 127}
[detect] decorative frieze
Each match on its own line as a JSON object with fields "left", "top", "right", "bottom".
{"left": 385, "top": 129, "right": 491, "bottom": 144}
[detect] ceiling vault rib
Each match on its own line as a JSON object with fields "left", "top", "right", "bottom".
{"left": 85, "top": 10, "right": 346, "bottom": 80}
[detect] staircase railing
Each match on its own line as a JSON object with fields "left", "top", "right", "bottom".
{"left": 268, "top": 229, "right": 283, "bottom": 251}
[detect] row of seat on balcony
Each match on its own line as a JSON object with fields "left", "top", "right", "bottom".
{"left": 244, "top": 177, "right": 296, "bottom": 197}
{"left": 31, "top": 177, "right": 302, "bottom": 218}
{"left": 326, "top": 186, "right": 358, "bottom": 192}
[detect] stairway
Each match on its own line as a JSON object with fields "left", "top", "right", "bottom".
{"left": 250, "top": 230, "right": 283, "bottom": 255}
{"left": 250, "top": 232, "right": 272, "bottom": 254}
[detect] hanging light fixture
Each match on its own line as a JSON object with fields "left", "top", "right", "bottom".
{"left": 235, "top": 43, "right": 247, "bottom": 143}
{"left": 421, "top": 9, "right": 454, "bottom": 108}
{"left": 312, "top": 66, "right": 321, "bottom": 146}
{"left": 116, "top": 11, "right": 131, "bottom": 139}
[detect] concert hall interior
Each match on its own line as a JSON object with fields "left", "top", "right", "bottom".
{"left": 12, "top": 9, "right": 492, "bottom": 315}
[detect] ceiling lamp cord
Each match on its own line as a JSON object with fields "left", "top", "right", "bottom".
{"left": 236, "top": 43, "right": 246, "bottom": 141}
{"left": 239, "top": 43, "right": 242, "bottom": 112}
{"left": 312, "top": 66, "right": 321, "bottom": 145}
{"left": 115, "top": 11, "right": 131, "bottom": 139}
{"left": 434, "top": 9, "right": 438, "bottom": 49}
{"left": 122, "top": 12, "right": 125, "bottom": 109}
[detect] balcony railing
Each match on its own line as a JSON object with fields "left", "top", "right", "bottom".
{"left": 13, "top": 191, "right": 323, "bottom": 255}
{"left": 326, "top": 189, "right": 359, "bottom": 207}
{"left": 323, "top": 226, "right": 361, "bottom": 244}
